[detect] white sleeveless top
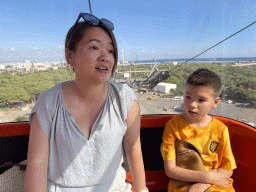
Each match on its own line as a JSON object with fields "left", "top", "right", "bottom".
{"left": 30, "top": 80, "right": 136, "bottom": 191}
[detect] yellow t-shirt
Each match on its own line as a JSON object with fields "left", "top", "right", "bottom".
{"left": 160, "top": 114, "right": 237, "bottom": 192}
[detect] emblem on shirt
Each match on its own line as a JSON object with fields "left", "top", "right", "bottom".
{"left": 210, "top": 141, "right": 219, "bottom": 153}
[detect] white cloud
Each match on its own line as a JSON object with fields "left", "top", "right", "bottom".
{"left": 10, "top": 47, "right": 15, "bottom": 51}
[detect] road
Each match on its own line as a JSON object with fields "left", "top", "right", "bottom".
{"left": 0, "top": 92, "right": 255, "bottom": 128}
{"left": 0, "top": 104, "right": 33, "bottom": 123}
{"left": 135, "top": 92, "right": 256, "bottom": 127}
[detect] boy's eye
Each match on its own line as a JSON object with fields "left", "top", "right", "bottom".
{"left": 186, "top": 96, "right": 190, "bottom": 99}
{"left": 199, "top": 99, "right": 205, "bottom": 102}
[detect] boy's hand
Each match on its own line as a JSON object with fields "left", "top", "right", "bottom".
{"left": 206, "top": 169, "right": 229, "bottom": 188}
{"left": 185, "top": 183, "right": 211, "bottom": 192}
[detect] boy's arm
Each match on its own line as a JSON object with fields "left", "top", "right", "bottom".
{"left": 184, "top": 169, "right": 232, "bottom": 191}
{"left": 164, "top": 159, "right": 230, "bottom": 188}
{"left": 217, "top": 168, "right": 233, "bottom": 178}
{"left": 164, "top": 159, "right": 207, "bottom": 183}
{"left": 183, "top": 169, "right": 232, "bottom": 192}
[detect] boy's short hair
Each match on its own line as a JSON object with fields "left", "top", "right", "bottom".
{"left": 185, "top": 68, "right": 222, "bottom": 97}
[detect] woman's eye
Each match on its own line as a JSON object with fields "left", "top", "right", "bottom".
{"left": 199, "top": 99, "right": 205, "bottom": 102}
{"left": 109, "top": 50, "right": 114, "bottom": 54}
{"left": 91, "top": 46, "right": 98, "bottom": 50}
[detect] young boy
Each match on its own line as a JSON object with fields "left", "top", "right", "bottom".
{"left": 160, "top": 68, "right": 236, "bottom": 192}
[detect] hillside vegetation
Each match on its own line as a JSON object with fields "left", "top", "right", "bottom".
{"left": 0, "top": 68, "right": 75, "bottom": 107}
{"left": 0, "top": 64, "right": 255, "bottom": 108}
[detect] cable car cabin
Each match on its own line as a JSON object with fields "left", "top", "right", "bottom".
{"left": 0, "top": 115, "right": 256, "bottom": 191}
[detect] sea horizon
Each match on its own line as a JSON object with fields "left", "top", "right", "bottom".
{"left": 128, "top": 56, "right": 256, "bottom": 64}
{"left": 1, "top": 56, "right": 255, "bottom": 64}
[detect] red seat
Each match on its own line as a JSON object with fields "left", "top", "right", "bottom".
{"left": 127, "top": 170, "right": 169, "bottom": 191}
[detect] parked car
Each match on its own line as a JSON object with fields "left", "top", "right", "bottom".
{"left": 236, "top": 103, "right": 254, "bottom": 108}
{"left": 248, "top": 123, "right": 255, "bottom": 127}
{"left": 175, "top": 107, "right": 185, "bottom": 113}
{"left": 171, "top": 96, "right": 183, "bottom": 101}
{"left": 241, "top": 119, "right": 248, "bottom": 123}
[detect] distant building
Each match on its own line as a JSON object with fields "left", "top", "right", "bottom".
{"left": 49, "top": 67, "right": 58, "bottom": 70}
{"left": 164, "top": 61, "right": 178, "bottom": 65}
{"left": 31, "top": 63, "right": 47, "bottom": 71}
{"left": 0, "top": 64, "right": 5, "bottom": 71}
{"left": 154, "top": 82, "right": 177, "bottom": 94}
{"left": 25, "top": 60, "right": 32, "bottom": 71}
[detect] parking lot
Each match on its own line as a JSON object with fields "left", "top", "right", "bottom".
{"left": 0, "top": 91, "right": 254, "bottom": 127}
{"left": 136, "top": 92, "right": 256, "bottom": 127}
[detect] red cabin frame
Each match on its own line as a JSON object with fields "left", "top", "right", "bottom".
{"left": 0, "top": 115, "right": 256, "bottom": 191}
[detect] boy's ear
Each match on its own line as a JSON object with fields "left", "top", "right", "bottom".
{"left": 212, "top": 97, "right": 220, "bottom": 109}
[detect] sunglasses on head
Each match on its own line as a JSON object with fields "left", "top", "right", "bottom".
{"left": 70, "top": 13, "right": 114, "bottom": 34}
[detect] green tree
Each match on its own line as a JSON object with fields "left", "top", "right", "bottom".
{"left": 13, "top": 116, "right": 29, "bottom": 122}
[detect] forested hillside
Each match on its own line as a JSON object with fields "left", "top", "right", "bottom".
{"left": 0, "top": 64, "right": 255, "bottom": 108}
{"left": 0, "top": 68, "right": 75, "bottom": 107}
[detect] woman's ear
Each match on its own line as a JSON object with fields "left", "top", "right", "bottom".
{"left": 65, "top": 48, "right": 74, "bottom": 66}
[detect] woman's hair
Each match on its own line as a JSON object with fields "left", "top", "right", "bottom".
{"left": 185, "top": 68, "right": 222, "bottom": 97}
{"left": 65, "top": 21, "right": 118, "bottom": 76}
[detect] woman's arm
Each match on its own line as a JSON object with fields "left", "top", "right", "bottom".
{"left": 24, "top": 113, "right": 49, "bottom": 192}
{"left": 123, "top": 100, "right": 148, "bottom": 192}
{"left": 164, "top": 159, "right": 230, "bottom": 188}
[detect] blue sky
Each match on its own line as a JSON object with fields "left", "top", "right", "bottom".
{"left": 0, "top": 0, "right": 255, "bottom": 62}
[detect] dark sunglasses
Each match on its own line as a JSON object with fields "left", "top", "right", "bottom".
{"left": 70, "top": 13, "right": 114, "bottom": 34}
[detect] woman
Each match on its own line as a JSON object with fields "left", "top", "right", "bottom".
{"left": 24, "top": 13, "right": 148, "bottom": 192}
